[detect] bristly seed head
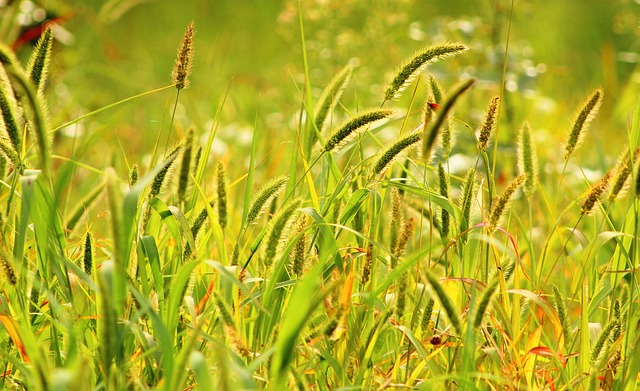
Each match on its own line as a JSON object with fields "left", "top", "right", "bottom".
{"left": 384, "top": 42, "right": 468, "bottom": 102}
{"left": 563, "top": 88, "right": 603, "bottom": 160}
{"left": 27, "top": 26, "right": 53, "bottom": 94}
{"left": 323, "top": 109, "right": 393, "bottom": 153}
{"left": 129, "top": 164, "right": 139, "bottom": 186}
{"left": 607, "top": 146, "right": 640, "bottom": 203}
{"left": 172, "top": 22, "right": 195, "bottom": 90}
{"left": 488, "top": 174, "right": 525, "bottom": 232}
{"left": 580, "top": 171, "right": 612, "bottom": 216}
{"left": 459, "top": 167, "right": 476, "bottom": 243}
{"left": 476, "top": 96, "right": 500, "bottom": 152}
{"left": 517, "top": 121, "right": 539, "bottom": 197}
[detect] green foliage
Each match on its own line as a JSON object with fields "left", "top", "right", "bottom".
{"left": 0, "top": 6, "right": 639, "bottom": 391}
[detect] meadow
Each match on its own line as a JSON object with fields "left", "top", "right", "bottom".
{"left": 1, "top": 1, "right": 640, "bottom": 390}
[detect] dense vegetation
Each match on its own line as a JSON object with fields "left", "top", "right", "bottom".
{"left": 1, "top": 1, "right": 640, "bottom": 390}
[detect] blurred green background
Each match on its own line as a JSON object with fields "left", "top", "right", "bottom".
{"left": 1, "top": 0, "right": 640, "bottom": 171}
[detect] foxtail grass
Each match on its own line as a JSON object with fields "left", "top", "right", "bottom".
{"left": 487, "top": 174, "right": 525, "bottom": 232}
{"left": 323, "top": 109, "right": 393, "bottom": 153}
{"left": 476, "top": 96, "right": 500, "bottom": 152}
{"left": 313, "top": 65, "right": 352, "bottom": 135}
{"left": 262, "top": 199, "right": 301, "bottom": 268}
{"left": 563, "top": 88, "right": 603, "bottom": 160}
{"left": 459, "top": 167, "right": 477, "bottom": 242}
{"left": 361, "top": 243, "right": 373, "bottom": 286}
{"left": 473, "top": 278, "right": 499, "bottom": 329}
{"left": 26, "top": 26, "right": 53, "bottom": 94}
{"left": 389, "top": 187, "right": 403, "bottom": 264}
{"left": 0, "top": 138, "right": 19, "bottom": 168}
{"left": 0, "top": 251, "right": 17, "bottom": 285}
{"left": 429, "top": 75, "right": 443, "bottom": 103}
{"left": 422, "top": 78, "right": 475, "bottom": 162}
{"left": 590, "top": 318, "right": 617, "bottom": 365}
{"left": 217, "top": 162, "right": 228, "bottom": 230}
{"left": 580, "top": 171, "right": 612, "bottom": 216}
{"left": 177, "top": 128, "right": 194, "bottom": 205}
{"left": 517, "top": 121, "right": 538, "bottom": 197}
{"left": 129, "top": 164, "right": 139, "bottom": 186}
{"left": 425, "top": 272, "right": 462, "bottom": 335}
{"left": 290, "top": 215, "right": 308, "bottom": 276}
{"left": 373, "top": 131, "right": 421, "bottom": 175}
{"left": 184, "top": 200, "right": 214, "bottom": 259}
{"left": 83, "top": 232, "right": 93, "bottom": 275}
{"left": 420, "top": 296, "right": 435, "bottom": 333}
{"left": 0, "top": 78, "right": 21, "bottom": 153}
{"left": 383, "top": 42, "right": 468, "bottom": 102}
{"left": 172, "top": 22, "right": 195, "bottom": 90}
{"left": 552, "top": 284, "right": 571, "bottom": 345}
{"left": 246, "top": 176, "right": 288, "bottom": 226}
{"left": 607, "top": 147, "right": 640, "bottom": 203}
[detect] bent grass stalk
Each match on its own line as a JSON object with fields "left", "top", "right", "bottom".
{"left": 422, "top": 78, "right": 475, "bottom": 162}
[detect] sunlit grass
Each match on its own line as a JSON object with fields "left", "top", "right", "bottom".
{"left": 0, "top": 4, "right": 640, "bottom": 391}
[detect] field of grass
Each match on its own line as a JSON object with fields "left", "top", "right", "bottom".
{"left": 1, "top": 1, "right": 640, "bottom": 390}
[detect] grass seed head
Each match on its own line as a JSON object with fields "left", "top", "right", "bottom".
{"left": 394, "top": 217, "right": 414, "bottom": 259}
{"left": 373, "top": 131, "right": 421, "bottom": 175}
{"left": 0, "top": 138, "right": 19, "bottom": 168}
{"left": 217, "top": 162, "right": 228, "bottom": 230}
{"left": 429, "top": 75, "right": 444, "bottom": 104}
{"left": 581, "top": 171, "right": 612, "bottom": 216}
{"left": 608, "top": 147, "right": 640, "bottom": 203}
{"left": 473, "top": 278, "right": 499, "bottom": 329}
{"left": 426, "top": 272, "right": 462, "bottom": 335}
{"left": 323, "top": 109, "right": 393, "bottom": 153}
{"left": 517, "top": 121, "right": 539, "bottom": 197}
{"left": 129, "top": 164, "right": 139, "bottom": 186}
{"left": 26, "top": 26, "right": 53, "bottom": 94}
{"left": 488, "top": 174, "right": 525, "bottom": 232}
{"left": 0, "top": 252, "right": 16, "bottom": 285}
{"left": 389, "top": 187, "right": 403, "bottom": 266}
{"left": 420, "top": 297, "right": 435, "bottom": 333}
{"left": 564, "top": 88, "right": 603, "bottom": 160}
{"left": 476, "top": 96, "right": 500, "bottom": 152}
{"left": 246, "top": 176, "right": 288, "bottom": 226}
{"left": 177, "top": 128, "right": 195, "bottom": 204}
{"left": 0, "top": 78, "right": 21, "bottom": 153}
{"left": 361, "top": 243, "right": 373, "bottom": 286}
{"left": 262, "top": 199, "right": 301, "bottom": 268}
{"left": 291, "top": 215, "right": 308, "bottom": 276}
{"left": 83, "top": 232, "right": 93, "bottom": 275}
{"left": 172, "top": 22, "right": 195, "bottom": 90}
{"left": 384, "top": 42, "right": 468, "bottom": 102}
{"left": 314, "top": 64, "right": 352, "bottom": 135}
{"left": 552, "top": 284, "right": 571, "bottom": 344}
{"left": 459, "top": 167, "right": 477, "bottom": 242}
{"left": 149, "top": 149, "right": 180, "bottom": 198}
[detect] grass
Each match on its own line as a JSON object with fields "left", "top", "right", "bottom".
{"left": 1, "top": 4, "right": 640, "bottom": 391}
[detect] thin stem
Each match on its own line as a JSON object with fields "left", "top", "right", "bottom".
{"left": 164, "top": 89, "right": 182, "bottom": 154}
